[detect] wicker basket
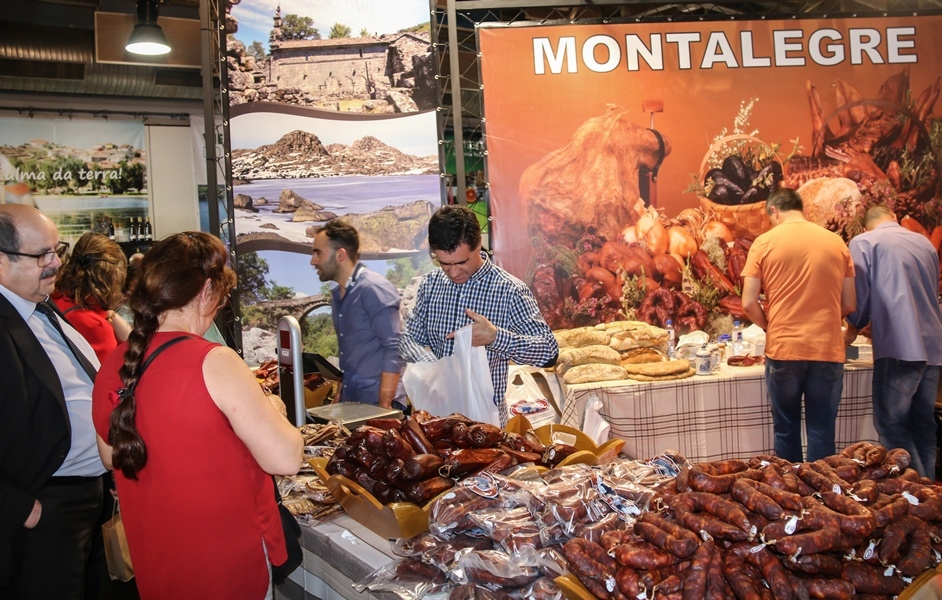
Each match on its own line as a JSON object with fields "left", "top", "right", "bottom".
{"left": 697, "top": 134, "right": 781, "bottom": 239}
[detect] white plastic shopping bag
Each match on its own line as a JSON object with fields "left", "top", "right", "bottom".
{"left": 582, "top": 396, "right": 611, "bottom": 445}
{"left": 403, "top": 325, "right": 499, "bottom": 425}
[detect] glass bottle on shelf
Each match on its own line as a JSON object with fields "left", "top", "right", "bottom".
{"left": 130, "top": 217, "right": 139, "bottom": 242}
{"left": 143, "top": 216, "right": 153, "bottom": 241}
{"left": 107, "top": 219, "right": 115, "bottom": 240}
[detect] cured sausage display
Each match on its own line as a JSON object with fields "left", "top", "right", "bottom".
{"left": 356, "top": 435, "right": 942, "bottom": 599}
{"left": 558, "top": 443, "right": 941, "bottom": 600}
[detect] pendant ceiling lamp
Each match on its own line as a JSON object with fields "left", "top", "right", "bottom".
{"left": 126, "top": 0, "right": 171, "bottom": 56}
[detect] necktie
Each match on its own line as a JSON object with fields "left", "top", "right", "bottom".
{"left": 35, "top": 301, "right": 97, "bottom": 383}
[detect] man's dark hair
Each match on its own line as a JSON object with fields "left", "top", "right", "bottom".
{"left": 0, "top": 211, "right": 21, "bottom": 261}
{"left": 319, "top": 219, "right": 359, "bottom": 261}
{"left": 766, "top": 187, "right": 803, "bottom": 214}
{"left": 428, "top": 205, "right": 481, "bottom": 253}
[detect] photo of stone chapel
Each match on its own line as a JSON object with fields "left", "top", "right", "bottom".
{"left": 228, "top": 6, "right": 435, "bottom": 113}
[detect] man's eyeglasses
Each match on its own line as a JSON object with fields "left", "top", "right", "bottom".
{"left": 0, "top": 241, "right": 70, "bottom": 267}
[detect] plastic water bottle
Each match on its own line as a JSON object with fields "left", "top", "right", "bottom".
{"left": 732, "top": 320, "right": 745, "bottom": 356}
{"left": 665, "top": 319, "right": 676, "bottom": 359}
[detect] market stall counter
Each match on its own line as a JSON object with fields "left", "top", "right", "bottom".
{"left": 559, "top": 358, "right": 878, "bottom": 463}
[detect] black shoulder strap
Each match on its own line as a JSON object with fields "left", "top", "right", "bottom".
{"left": 61, "top": 305, "right": 81, "bottom": 316}
{"left": 138, "top": 335, "right": 192, "bottom": 379}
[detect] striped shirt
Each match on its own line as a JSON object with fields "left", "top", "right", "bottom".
{"left": 399, "top": 252, "right": 558, "bottom": 425}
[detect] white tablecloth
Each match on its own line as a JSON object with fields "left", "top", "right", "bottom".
{"left": 560, "top": 360, "right": 878, "bottom": 463}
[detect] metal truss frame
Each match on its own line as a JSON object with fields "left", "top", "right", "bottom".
{"left": 201, "top": 0, "right": 242, "bottom": 354}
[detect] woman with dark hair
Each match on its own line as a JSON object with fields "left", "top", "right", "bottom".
{"left": 90, "top": 232, "right": 302, "bottom": 599}
{"left": 53, "top": 232, "right": 132, "bottom": 361}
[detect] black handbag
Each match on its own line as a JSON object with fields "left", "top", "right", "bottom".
{"left": 271, "top": 480, "right": 303, "bottom": 584}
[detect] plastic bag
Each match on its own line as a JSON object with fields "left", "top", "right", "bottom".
{"left": 403, "top": 325, "right": 499, "bottom": 425}
{"left": 454, "top": 549, "right": 540, "bottom": 587}
{"left": 468, "top": 506, "right": 542, "bottom": 553}
{"left": 353, "top": 557, "right": 447, "bottom": 599}
{"left": 582, "top": 396, "right": 611, "bottom": 446}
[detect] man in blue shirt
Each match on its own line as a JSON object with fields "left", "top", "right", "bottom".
{"left": 310, "top": 220, "right": 406, "bottom": 409}
{"left": 846, "top": 205, "right": 942, "bottom": 478}
{"left": 399, "top": 205, "right": 558, "bottom": 426}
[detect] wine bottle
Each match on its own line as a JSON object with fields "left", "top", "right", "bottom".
{"left": 107, "top": 220, "right": 115, "bottom": 241}
{"left": 143, "top": 217, "right": 153, "bottom": 241}
{"left": 129, "top": 217, "right": 138, "bottom": 242}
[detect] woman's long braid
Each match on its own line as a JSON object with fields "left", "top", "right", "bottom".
{"left": 109, "top": 307, "right": 159, "bottom": 479}
{"left": 107, "top": 232, "right": 235, "bottom": 480}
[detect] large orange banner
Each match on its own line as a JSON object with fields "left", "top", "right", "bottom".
{"left": 479, "top": 16, "right": 942, "bottom": 331}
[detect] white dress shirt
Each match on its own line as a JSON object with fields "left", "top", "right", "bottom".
{"left": 0, "top": 283, "right": 105, "bottom": 477}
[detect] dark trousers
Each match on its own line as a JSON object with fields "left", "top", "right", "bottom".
{"left": 872, "top": 358, "right": 940, "bottom": 479}
{"left": 1, "top": 476, "right": 102, "bottom": 600}
{"left": 765, "top": 358, "right": 844, "bottom": 462}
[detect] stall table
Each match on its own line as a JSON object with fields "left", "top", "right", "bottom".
{"left": 559, "top": 360, "right": 878, "bottom": 463}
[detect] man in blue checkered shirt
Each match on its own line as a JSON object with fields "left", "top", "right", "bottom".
{"left": 399, "top": 205, "right": 558, "bottom": 425}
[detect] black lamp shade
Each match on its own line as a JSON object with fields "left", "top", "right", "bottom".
{"left": 126, "top": 0, "right": 171, "bottom": 56}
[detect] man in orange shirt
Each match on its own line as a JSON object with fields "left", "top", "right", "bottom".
{"left": 741, "top": 188, "right": 856, "bottom": 462}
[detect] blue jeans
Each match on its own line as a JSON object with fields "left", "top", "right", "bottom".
{"left": 872, "top": 358, "right": 940, "bottom": 479}
{"left": 765, "top": 358, "right": 844, "bottom": 462}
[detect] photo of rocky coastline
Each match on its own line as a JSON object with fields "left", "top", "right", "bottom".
{"left": 230, "top": 109, "right": 440, "bottom": 256}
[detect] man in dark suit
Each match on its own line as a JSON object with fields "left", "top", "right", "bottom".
{"left": 0, "top": 204, "right": 105, "bottom": 599}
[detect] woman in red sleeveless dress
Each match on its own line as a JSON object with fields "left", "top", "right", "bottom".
{"left": 91, "top": 232, "right": 302, "bottom": 599}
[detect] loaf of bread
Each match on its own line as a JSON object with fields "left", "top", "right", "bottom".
{"left": 563, "top": 363, "right": 628, "bottom": 385}
{"left": 595, "top": 320, "right": 650, "bottom": 333}
{"left": 620, "top": 348, "right": 665, "bottom": 365}
{"left": 555, "top": 344, "right": 623, "bottom": 375}
{"left": 627, "top": 368, "right": 695, "bottom": 382}
{"left": 608, "top": 324, "right": 669, "bottom": 351}
{"left": 554, "top": 327, "right": 611, "bottom": 349}
{"left": 624, "top": 358, "right": 691, "bottom": 377}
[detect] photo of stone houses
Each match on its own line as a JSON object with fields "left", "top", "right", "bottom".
{"left": 228, "top": 6, "right": 435, "bottom": 113}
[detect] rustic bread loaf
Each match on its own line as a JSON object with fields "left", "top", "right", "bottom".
{"left": 608, "top": 324, "right": 669, "bottom": 351}
{"left": 562, "top": 363, "right": 628, "bottom": 384}
{"left": 624, "top": 358, "right": 691, "bottom": 377}
{"left": 620, "top": 348, "right": 665, "bottom": 365}
{"left": 627, "top": 368, "right": 696, "bottom": 382}
{"left": 554, "top": 327, "right": 611, "bottom": 349}
{"left": 555, "top": 344, "right": 623, "bottom": 375}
